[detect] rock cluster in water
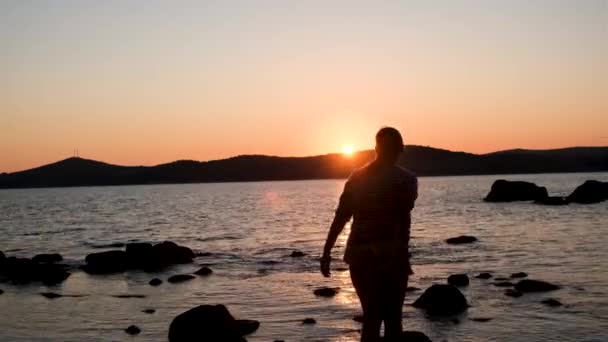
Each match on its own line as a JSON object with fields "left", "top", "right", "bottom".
{"left": 484, "top": 179, "right": 608, "bottom": 205}
{"left": 0, "top": 252, "right": 69, "bottom": 285}
{"left": 412, "top": 284, "right": 469, "bottom": 315}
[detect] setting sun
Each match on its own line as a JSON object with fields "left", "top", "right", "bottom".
{"left": 342, "top": 145, "right": 355, "bottom": 156}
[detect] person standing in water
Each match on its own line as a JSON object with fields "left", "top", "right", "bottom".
{"left": 321, "top": 127, "right": 418, "bottom": 342}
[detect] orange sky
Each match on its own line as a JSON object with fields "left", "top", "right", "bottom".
{"left": 1, "top": 1, "right": 607, "bottom": 173}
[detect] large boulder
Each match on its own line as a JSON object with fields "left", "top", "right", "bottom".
{"left": 0, "top": 257, "right": 70, "bottom": 285}
{"left": 514, "top": 279, "right": 559, "bottom": 293}
{"left": 83, "top": 250, "right": 128, "bottom": 274}
{"left": 149, "top": 241, "right": 195, "bottom": 269}
{"left": 125, "top": 242, "right": 153, "bottom": 268}
{"left": 413, "top": 284, "right": 468, "bottom": 315}
{"left": 567, "top": 180, "right": 608, "bottom": 204}
{"left": 447, "top": 274, "right": 469, "bottom": 287}
{"left": 484, "top": 180, "right": 548, "bottom": 202}
{"left": 168, "top": 304, "right": 258, "bottom": 342}
{"left": 33, "top": 253, "right": 63, "bottom": 264}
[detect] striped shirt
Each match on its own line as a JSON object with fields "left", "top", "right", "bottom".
{"left": 336, "top": 161, "right": 418, "bottom": 269}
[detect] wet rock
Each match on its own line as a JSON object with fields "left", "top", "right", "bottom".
{"left": 151, "top": 241, "right": 195, "bottom": 266}
{"left": 235, "top": 320, "right": 260, "bottom": 336}
{"left": 493, "top": 281, "right": 514, "bottom": 287}
{"left": 494, "top": 277, "right": 509, "bottom": 281}
{"left": 475, "top": 272, "right": 492, "bottom": 279}
{"left": 194, "top": 266, "right": 213, "bottom": 276}
{"left": 290, "top": 250, "right": 306, "bottom": 257}
{"left": 504, "top": 289, "right": 523, "bottom": 298}
{"left": 446, "top": 236, "right": 477, "bottom": 245}
{"left": 399, "top": 331, "right": 433, "bottom": 342}
{"left": 0, "top": 251, "right": 5, "bottom": 261}
{"left": 470, "top": 317, "right": 493, "bottom": 322}
{"left": 125, "top": 242, "right": 153, "bottom": 268}
{"left": 168, "top": 304, "right": 258, "bottom": 342}
{"left": 447, "top": 274, "right": 469, "bottom": 287}
{"left": 510, "top": 272, "right": 528, "bottom": 278}
{"left": 413, "top": 284, "right": 468, "bottom": 315}
{"left": 353, "top": 314, "right": 364, "bottom": 323}
{"left": 484, "top": 180, "right": 548, "bottom": 202}
{"left": 541, "top": 298, "right": 563, "bottom": 307}
{"left": 302, "top": 318, "right": 316, "bottom": 324}
{"left": 567, "top": 180, "right": 608, "bottom": 204}
{"left": 83, "top": 250, "right": 128, "bottom": 274}
{"left": 32, "top": 253, "right": 63, "bottom": 264}
{"left": 125, "top": 325, "right": 141, "bottom": 335}
{"left": 196, "top": 252, "right": 213, "bottom": 257}
{"left": 149, "top": 278, "right": 163, "bottom": 286}
{"left": 406, "top": 286, "right": 422, "bottom": 292}
{"left": 41, "top": 292, "right": 62, "bottom": 299}
{"left": 0, "top": 257, "right": 70, "bottom": 285}
{"left": 143, "top": 309, "right": 156, "bottom": 314}
{"left": 0, "top": 289, "right": 3, "bottom": 295}
{"left": 514, "top": 279, "right": 560, "bottom": 293}
{"left": 535, "top": 196, "right": 568, "bottom": 206}
{"left": 313, "top": 287, "right": 339, "bottom": 297}
{"left": 168, "top": 274, "right": 196, "bottom": 283}
{"left": 112, "top": 294, "right": 147, "bottom": 298}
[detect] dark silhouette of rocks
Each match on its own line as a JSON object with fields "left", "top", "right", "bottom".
{"left": 149, "top": 278, "right": 163, "bottom": 286}
{"left": 125, "top": 325, "right": 141, "bottom": 335}
{"left": 475, "top": 272, "right": 492, "bottom": 279}
{"left": 313, "top": 287, "right": 339, "bottom": 297}
{"left": 494, "top": 277, "right": 508, "bottom": 281}
{"left": 514, "top": 279, "right": 560, "bottom": 293}
{"left": 112, "top": 294, "right": 146, "bottom": 298}
{"left": 406, "top": 286, "right": 422, "bottom": 292}
{"left": 302, "top": 318, "right": 316, "bottom": 324}
{"left": 399, "top": 330, "right": 433, "bottom": 342}
{"left": 83, "top": 250, "right": 128, "bottom": 274}
{"left": 289, "top": 250, "right": 306, "bottom": 257}
{"left": 143, "top": 309, "right": 156, "bottom": 314}
{"left": 168, "top": 274, "right": 196, "bottom": 283}
{"left": 541, "top": 298, "right": 563, "bottom": 307}
{"left": 484, "top": 180, "right": 548, "bottom": 202}
{"left": 510, "top": 272, "right": 528, "bottom": 278}
{"left": 194, "top": 266, "right": 213, "bottom": 276}
{"left": 470, "top": 317, "right": 493, "bottom": 322}
{"left": 2, "top": 146, "right": 606, "bottom": 189}
{"left": 0, "top": 257, "right": 70, "bottom": 285}
{"left": 504, "top": 289, "right": 523, "bottom": 298}
{"left": 0, "top": 251, "right": 5, "bottom": 261}
{"left": 168, "top": 304, "right": 258, "bottom": 342}
{"left": 447, "top": 274, "right": 469, "bottom": 287}
{"left": 446, "top": 235, "right": 477, "bottom": 244}
{"left": 413, "top": 284, "right": 468, "bottom": 315}
{"left": 493, "top": 281, "right": 514, "bottom": 287}
{"left": 535, "top": 196, "right": 568, "bottom": 205}
{"left": 32, "top": 253, "right": 63, "bottom": 264}
{"left": 0, "top": 289, "right": 3, "bottom": 295}
{"left": 41, "top": 292, "right": 62, "bottom": 299}
{"left": 567, "top": 180, "right": 608, "bottom": 204}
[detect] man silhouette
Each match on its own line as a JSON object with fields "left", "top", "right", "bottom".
{"left": 321, "top": 127, "right": 418, "bottom": 342}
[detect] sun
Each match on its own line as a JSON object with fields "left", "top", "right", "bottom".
{"left": 342, "top": 145, "right": 355, "bottom": 156}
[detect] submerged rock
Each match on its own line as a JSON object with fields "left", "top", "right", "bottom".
{"left": 514, "top": 279, "right": 560, "bottom": 293}
{"left": 447, "top": 274, "right": 469, "bottom": 287}
{"left": 535, "top": 196, "right": 568, "bottom": 206}
{"left": 302, "top": 318, "right": 316, "bottom": 324}
{"left": 143, "top": 309, "right": 156, "bottom": 314}
{"left": 194, "top": 266, "right": 213, "bottom": 276}
{"left": 125, "top": 325, "right": 141, "bottom": 335}
{"left": 470, "top": 317, "right": 493, "bottom": 322}
{"left": 406, "top": 286, "right": 422, "bottom": 292}
{"left": 475, "top": 272, "right": 492, "bottom": 279}
{"left": 149, "top": 278, "right": 163, "bottom": 286}
{"left": 541, "top": 298, "right": 563, "bottom": 307}
{"left": 289, "top": 250, "right": 306, "bottom": 257}
{"left": 567, "top": 180, "right": 608, "bottom": 204}
{"left": 32, "top": 253, "right": 63, "bottom": 264}
{"left": 510, "top": 272, "right": 528, "bottom": 279}
{"left": 493, "top": 281, "right": 514, "bottom": 287}
{"left": 168, "top": 304, "right": 258, "bottom": 342}
{"left": 413, "top": 284, "right": 468, "bottom": 315}
{"left": 0, "top": 289, "right": 3, "bottom": 295}
{"left": 313, "top": 287, "right": 339, "bottom": 297}
{"left": 484, "top": 180, "right": 548, "bottom": 202}
{"left": 445, "top": 236, "right": 477, "bottom": 245}
{"left": 41, "top": 292, "right": 62, "bottom": 299}
{"left": 504, "top": 289, "right": 523, "bottom": 298}
{"left": 494, "top": 277, "right": 509, "bottom": 281}
{"left": 168, "top": 274, "right": 196, "bottom": 283}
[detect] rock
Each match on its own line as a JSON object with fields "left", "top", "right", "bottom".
{"left": 406, "top": 286, "right": 422, "bottom": 292}
{"left": 535, "top": 196, "right": 568, "bottom": 206}
{"left": 290, "top": 250, "right": 306, "bottom": 257}
{"left": 447, "top": 274, "right": 469, "bottom": 287}
{"left": 125, "top": 325, "right": 141, "bottom": 335}
{"left": 168, "top": 274, "right": 196, "bottom": 283}
{"left": 313, "top": 287, "right": 339, "bottom": 297}
{"left": 196, "top": 252, "right": 213, "bottom": 257}
{"left": 470, "top": 317, "right": 493, "bottom": 322}
{"left": 0, "top": 257, "right": 70, "bottom": 285}
{"left": 0, "top": 251, "right": 5, "bottom": 261}
{"left": 125, "top": 242, "right": 153, "bottom": 268}
{"left": 353, "top": 314, "right": 364, "bottom": 323}
{"left": 149, "top": 278, "right": 163, "bottom": 286}
{"left": 567, "top": 180, "right": 608, "bottom": 204}
{"left": 112, "top": 294, "right": 146, "bottom": 298}
{"left": 302, "top": 318, "right": 316, "bottom": 324}
{"left": 41, "top": 292, "right": 62, "bottom": 299}
{"left": 399, "top": 331, "right": 433, "bottom": 342}
{"left": 514, "top": 279, "right": 560, "bottom": 293}
{"left": 412, "top": 284, "right": 468, "bottom": 315}
{"left": 83, "top": 250, "right": 128, "bottom": 274}
{"left": 451, "top": 318, "right": 460, "bottom": 324}
{"left": 151, "top": 241, "right": 195, "bottom": 266}
{"left": 504, "top": 289, "right": 523, "bottom": 298}
{"left": 32, "top": 253, "right": 63, "bottom": 264}
{"left": 475, "top": 272, "right": 492, "bottom": 279}
{"left": 143, "top": 309, "right": 156, "bottom": 314}
{"left": 235, "top": 320, "right": 260, "bottom": 336}
{"left": 445, "top": 236, "right": 477, "bottom": 244}
{"left": 484, "top": 180, "right": 548, "bottom": 202}
{"left": 494, "top": 277, "right": 509, "bottom": 281}
{"left": 541, "top": 298, "right": 563, "bottom": 307}
{"left": 493, "top": 281, "right": 514, "bottom": 287}
{"left": 194, "top": 266, "right": 213, "bottom": 276}
{"left": 168, "top": 304, "right": 258, "bottom": 342}
{"left": 0, "top": 289, "right": 3, "bottom": 295}
{"left": 510, "top": 272, "right": 528, "bottom": 278}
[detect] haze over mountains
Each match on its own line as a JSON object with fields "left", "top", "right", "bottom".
{"left": 1, "top": 146, "right": 607, "bottom": 189}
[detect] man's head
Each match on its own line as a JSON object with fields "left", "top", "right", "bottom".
{"left": 375, "top": 127, "right": 404, "bottom": 164}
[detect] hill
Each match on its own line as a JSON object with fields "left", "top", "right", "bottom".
{"left": 1, "top": 145, "right": 607, "bottom": 189}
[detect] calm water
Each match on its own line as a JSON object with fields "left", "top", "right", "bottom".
{"left": 1, "top": 173, "right": 607, "bottom": 342}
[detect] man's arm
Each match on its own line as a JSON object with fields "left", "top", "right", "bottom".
{"left": 320, "top": 178, "right": 354, "bottom": 277}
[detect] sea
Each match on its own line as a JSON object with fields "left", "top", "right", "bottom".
{"left": 0, "top": 173, "right": 607, "bottom": 342}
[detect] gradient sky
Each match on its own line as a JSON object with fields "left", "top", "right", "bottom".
{"left": 1, "top": 0, "right": 607, "bottom": 172}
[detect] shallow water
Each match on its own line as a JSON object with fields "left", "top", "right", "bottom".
{"left": 0, "top": 173, "right": 607, "bottom": 342}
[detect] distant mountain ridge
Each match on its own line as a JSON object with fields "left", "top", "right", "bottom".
{"left": 1, "top": 145, "right": 607, "bottom": 189}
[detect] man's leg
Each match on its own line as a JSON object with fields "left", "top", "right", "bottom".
{"left": 350, "top": 265, "right": 382, "bottom": 342}
{"left": 382, "top": 269, "right": 408, "bottom": 341}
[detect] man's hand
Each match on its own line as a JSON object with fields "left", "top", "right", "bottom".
{"left": 320, "top": 255, "right": 331, "bottom": 277}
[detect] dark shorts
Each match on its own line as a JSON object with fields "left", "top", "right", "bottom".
{"left": 349, "top": 263, "right": 409, "bottom": 319}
